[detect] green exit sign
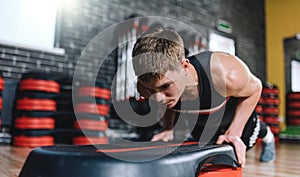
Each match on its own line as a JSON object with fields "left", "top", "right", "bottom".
{"left": 216, "top": 19, "right": 233, "bottom": 34}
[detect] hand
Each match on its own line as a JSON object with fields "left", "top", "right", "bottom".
{"left": 151, "top": 130, "right": 174, "bottom": 142}
{"left": 216, "top": 134, "right": 246, "bottom": 168}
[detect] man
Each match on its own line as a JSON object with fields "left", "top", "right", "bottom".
{"left": 131, "top": 28, "right": 275, "bottom": 167}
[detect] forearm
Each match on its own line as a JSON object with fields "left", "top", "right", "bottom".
{"left": 151, "top": 109, "right": 175, "bottom": 142}
{"left": 226, "top": 87, "right": 262, "bottom": 137}
{"left": 162, "top": 109, "right": 175, "bottom": 130}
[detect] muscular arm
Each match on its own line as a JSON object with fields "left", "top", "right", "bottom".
{"left": 211, "top": 52, "right": 262, "bottom": 136}
{"left": 162, "top": 109, "right": 176, "bottom": 130}
{"left": 151, "top": 109, "right": 175, "bottom": 142}
{"left": 211, "top": 52, "right": 262, "bottom": 167}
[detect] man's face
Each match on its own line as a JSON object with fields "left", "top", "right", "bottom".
{"left": 139, "top": 70, "right": 185, "bottom": 109}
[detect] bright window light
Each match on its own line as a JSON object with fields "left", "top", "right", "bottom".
{"left": 209, "top": 32, "right": 235, "bottom": 55}
{"left": 0, "top": 0, "right": 58, "bottom": 49}
{"left": 291, "top": 60, "right": 300, "bottom": 92}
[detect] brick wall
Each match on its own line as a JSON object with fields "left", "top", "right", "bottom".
{"left": 0, "top": 0, "right": 266, "bottom": 82}
{"left": 0, "top": 43, "right": 66, "bottom": 79}
{"left": 58, "top": 0, "right": 266, "bottom": 84}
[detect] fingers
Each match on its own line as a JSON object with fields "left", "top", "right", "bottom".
{"left": 216, "top": 135, "right": 246, "bottom": 168}
{"left": 151, "top": 131, "right": 174, "bottom": 142}
{"left": 233, "top": 140, "right": 246, "bottom": 168}
{"left": 151, "top": 133, "right": 164, "bottom": 141}
{"left": 216, "top": 135, "right": 227, "bottom": 144}
{"left": 162, "top": 132, "right": 174, "bottom": 142}
{"left": 227, "top": 136, "right": 246, "bottom": 167}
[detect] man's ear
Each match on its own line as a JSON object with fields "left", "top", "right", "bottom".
{"left": 181, "top": 58, "right": 190, "bottom": 69}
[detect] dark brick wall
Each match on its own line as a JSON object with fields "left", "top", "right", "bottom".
{"left": 58, "top": 0, "right": 266, "bottom": 83}
{"left": 0, "top": 0, "right": 266, "bottom": 81}
{"left": 0, "top": 43, "right": 67, "bottom": 79}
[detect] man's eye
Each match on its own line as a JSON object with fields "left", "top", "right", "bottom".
{"left": 160, "top": 84, "right": 171, "bottom": 90}
{"left": 148, "top": 89, "right": 156, "bottom": 93}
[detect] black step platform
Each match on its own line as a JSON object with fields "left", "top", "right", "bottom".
{"left": 19, "top": 141, "right": 240, "bottom": 177}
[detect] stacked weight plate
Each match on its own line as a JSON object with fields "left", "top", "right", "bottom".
{"left": 13, "top": 71, "right": 75, "bottom": 147}
{"left": 0, "top": 73, "right": 3, "bottom": 127}
{"left": 54, "top": 77, "right": 76, "bottom": 144}
{"left": 287, "top": 92, "right": 300, "bottom": 126}
{"left": 261, "top": 83, "right": 280, "bottom": 141}
{"left": 73, "top": 81, "right": 110, "bottom": 145}
{"left": 280, "top": 92, "right": 300, "bottom": 143}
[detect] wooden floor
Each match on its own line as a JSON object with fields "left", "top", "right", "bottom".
{"left": 243, "top": 142, "right": 300, "bottom": 177}
{"left": 0, "top": 142, "right": 299, "bottom": 177}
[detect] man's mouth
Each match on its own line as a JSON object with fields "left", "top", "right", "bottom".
{"left": 165, "top": 100, "right": 174, "bottom": 108}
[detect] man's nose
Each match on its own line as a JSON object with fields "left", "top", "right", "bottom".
{"left": 150, "top": 92, "right": 165, "bottom": 104}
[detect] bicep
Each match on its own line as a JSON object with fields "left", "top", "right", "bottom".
{"left": 227, "top": 71, "right": 262, "bottom": 97}
{"left": 211, "top": 53, "right": 261, "bottom": 97}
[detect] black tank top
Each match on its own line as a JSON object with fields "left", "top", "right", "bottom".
{"left": 174, "top": 51, "right": 239, "bottom": 141}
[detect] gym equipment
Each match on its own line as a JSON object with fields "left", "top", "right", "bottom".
{"left": 0, "top": 97, "right": 2, "bottom": 111}
{"left": 14, "top": 116, "right": 55, "bottom": 130}
{"left": 12, "top": 71, "right": 75, "bottom": 147}
{"left": 74, "top": 119, "right": 108, "bottom": 131}
{"left": 16, "top": 98, "right": 57, "bottom": 111}
{"left": 77, "top": 86, "right": 111, "bottom": 100}
{"left": 14, "top": 135, "right": 54, "bottom": 147}
{"left": 72, "top": 134, "right": 108, "bottom": 145}
{"left": 256, "top": 83, "right": 280, "bottom": 139}
{"left": 287, "top": 92, "right": 300, "bottom": 126}
{"left": 13, "top": 128, "right": 103, "bottom": 147}
{"left": 19, "top": 78, "right": 60, "bottom": 93}
{"left": 0, "top": 75, "right": 4, "bottom": 91}
{"left": 75, "top": 102, "right": 110, "bottom": 116}
{"left": 19, "top": 142, "right": 241, "bottom": 177}
{"left": 74, "top": 81, "right": 110, "bottom": 145}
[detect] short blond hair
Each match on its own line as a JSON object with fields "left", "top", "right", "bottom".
{"left": 132, "top": 28, "right": 185, "bottom": 82}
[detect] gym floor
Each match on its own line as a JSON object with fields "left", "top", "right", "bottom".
{"left": 0, "top": 142, "right": 299, "bottom": 177}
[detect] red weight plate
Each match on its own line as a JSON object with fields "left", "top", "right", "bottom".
{"left": 14, "top": 135, "right": 54, "bottom": 147}
{"left": 20, "top": 79, "right": 60, "bottom": 93}
{"left": 0, "top": 77, "right": 3, "bottom": 91}
{"left": 288, "top": 101, "right": 300, "bottom": 108}
{"left": 77, "top": 86, "right": 111, "bottom": 100}
{"left": 16, "top": 98, "right": 56, "bottom": 111}
{"left": 263, "top": 116, "right": 279, "bottom": 125}
{"left": 288, "top": 92, "right": 300, "bottom": 100}
{"left": 258, "top": 97, "right": 264, "bottom": 104}
{"left": 15, "top": 116, "right": 55, "bottom": 129}
{"left": 288, "top": 118, "right": 300, "bottom": 125}
{"left": 75, "top": 103, "right": 109, "bottom": 115}
{"left": 262, "top": 88, "right": 279, "bottom": 95}
{"left": 263, "top": 98, "right": 280, "bottom": 105}
{"left": 255, "top": 105, "right": 263, "bottom": 113}
{"left": 269, "top": 126, "right": 280, "bottom": 134}
{"left": 263, "top": 107, "right": 279, "bottom": 115}
{"left": 74, "top": 119, "right": 108, "bottom": 131}
{"left": 73, "top": 136, "right": 108, "bottom": 145}
{"left": 288, "top": 110, "right": 300, "bottom": 117}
